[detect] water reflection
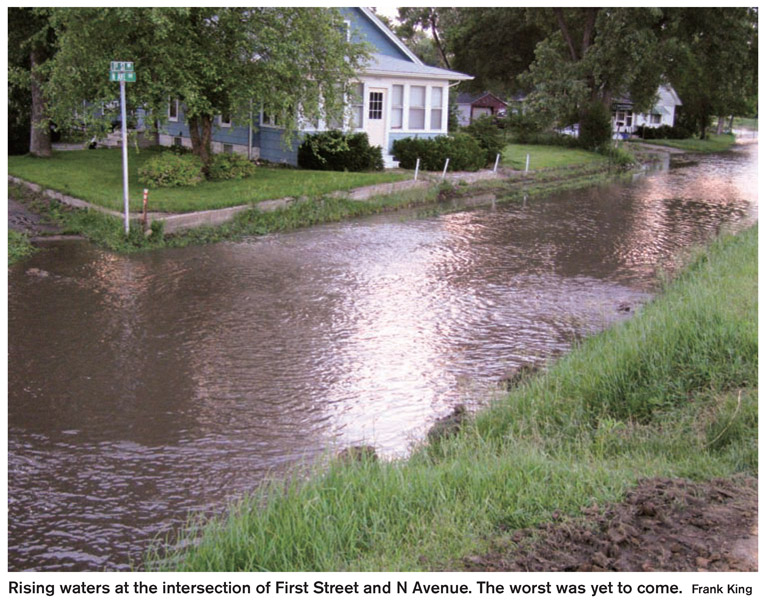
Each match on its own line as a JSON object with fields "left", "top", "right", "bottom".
{"left": 7, "top": 144, "right": 757, "bottom": 570}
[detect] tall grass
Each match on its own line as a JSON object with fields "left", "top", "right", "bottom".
{"left": 148, "top": 225, "right": 757, "bottom": 572}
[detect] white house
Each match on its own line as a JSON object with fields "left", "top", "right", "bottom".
{"left": 612, "top": 85, "right": 683, "bottom": 137}
{"left": 161, "top": 8, "right": 473, "bottom": 167}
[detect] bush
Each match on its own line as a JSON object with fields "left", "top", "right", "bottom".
{"left": 138, "top": 151, "right": 204, "bottom": 188}
{"left": 391, "top": 133, "right": 485, "bottom": 172}
{"left": 298, "top": 131, "right": 383, "bottom": 172}
{"left": 578, "top": 101, "right": 612, "bottom": 150}
{"left": 505, "top": 111, "right": 543, "bottom": 143}
{"left": 635, "top": 123, "right": 692, "bottom": 140}
{"left": 207, "top": 152, "right": 256, "bottom": 181}
{"left": 462, "top": 116, "right": 505, "bottom": 164}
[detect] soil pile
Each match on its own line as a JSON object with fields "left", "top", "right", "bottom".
{"left": 464, "top": 477, "right": 757, "bottom": 572}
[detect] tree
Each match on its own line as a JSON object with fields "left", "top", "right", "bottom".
{"left": 521, "top": 8, "right": 665, "bottom": 148}
{"left": 43, "top": 8, "right": 368, "bottom": 171}
{"left": 8, "top": 8, "right": 56, "bottom": 156}
{"left": 663, "top": 8, "right": 758, "bottom": 138}
{"left": 396, "top": 7, "right": 456, "bottom": 69}
{"left": 448, "top": 8, "right": 546, "bottom": 97}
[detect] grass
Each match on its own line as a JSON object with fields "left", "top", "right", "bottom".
{"left": 7, "top": 148, "right": 408, "bottom": 214}
{"left": 501, "top": 143, "right": 607, "bottom": 170}
{"left": 632, "top": 133, "right": 737, "bottom": 153}
{"left": 147, "top": 224, "right": 757, "bottom": 572}
{"left": 732, "top": 117, "right": 758, "bottom": 131}
{"left": 8, "top": 231, "right": 37, "bottom": 265}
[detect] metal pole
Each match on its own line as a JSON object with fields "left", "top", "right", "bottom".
{"left": 525, "top": 153, "right": 530, "bottom": 173}
{"left": 120, "top": 79, "right": 130, "bottom": 234}
{"left": 441, "top": 157, "right": 450, "bottom": 180}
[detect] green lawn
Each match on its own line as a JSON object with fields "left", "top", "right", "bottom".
{"left": 501, "top": 143, "right": 607, "bottom": 170}
{"left": 632, "top": 133, "right": 737, "bottom": 153}
{"left": 8, "top": 149, "right": 407, "bottom": 214}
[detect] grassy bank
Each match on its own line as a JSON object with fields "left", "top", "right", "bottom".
{"left": 148, "top": 225, "right": 757, "bottom": 571}
{"left": 8, "top": 182, "right": 442, "bottom": 253}
{"left": 7, "top": 149, "right": 407, "bottom": 213}
{"left": 632, "top": 133, "right": 737, "bottom": 153}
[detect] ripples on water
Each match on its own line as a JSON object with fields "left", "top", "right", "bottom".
{"left": 7, "top": 145, "right": 757, "bottom": 570}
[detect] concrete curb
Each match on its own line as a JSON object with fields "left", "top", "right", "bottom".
{"left": 9, "top": 168, "right": 509, "bottom": 235}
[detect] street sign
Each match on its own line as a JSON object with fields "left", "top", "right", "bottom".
{"left": 109, "top": 60, "right": 136, "bottom": 234}
{"left": 110, "top": 71, "right": 137, "bottom": 82}
{"left": 110, "top": 61, "right": 134, "bottom": 72}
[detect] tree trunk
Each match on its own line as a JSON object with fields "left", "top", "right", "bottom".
{"left": 29, "top": 45, "right": 51, "bottom": 158}
{"left": 716, "top": 115, "right": 725, "bottom": 135}
{"left": 188, "top": 114, "right": 214, "bottom": 175}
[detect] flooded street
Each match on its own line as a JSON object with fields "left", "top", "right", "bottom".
{"left": 7, "top": 144, "right": 757, "bottom": 571}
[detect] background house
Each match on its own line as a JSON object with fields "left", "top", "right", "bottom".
{"left": 455, "top": 91, "right": 509, "bottom": 127}
{"left": 612, "top": 85, "right": 682, "bottom": 137}
{"left": 159, "top": 7, "right": 472, "bottom": 167}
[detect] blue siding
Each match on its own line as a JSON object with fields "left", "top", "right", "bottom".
{"left": 340, "top": 8, "right": 411, "bottom": 62}
{"left": 259, "top": 128, "right": 299, "bottom": 165}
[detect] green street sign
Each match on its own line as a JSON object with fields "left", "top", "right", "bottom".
{"left": 110, "top": 71, "right": 136, "bottom": 82}
{"left": 110, "top": 61, "right": 134, "bottom": 72}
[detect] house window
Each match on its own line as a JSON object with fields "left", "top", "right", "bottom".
{"left": 168, "top": 98, "right": 179, "bottom": 122}
{"left": 368, "top": 91, "right": 383, "bottom": 120}
{"left": 650, "top": 113, "right": 662, "bottom": 125}
{"left": 219, "top": 113, "right": 232, "bottom": 128}
{"left": 431, "top": 86, "right": 443, "bottom": 130}
{"left": 262, "top": 107, "right": 287, "bottom": 128}
{"left": 173, "top": 136, "right": 182, "bottom": 147}
{"left": 408, "top": 86, "right": 425, "bottom": 129}
{"left": 351, "top": 83, "right": 364, "bottom": 129}
{"left": 391, "top": 85, "right": 404, "bottom": 129}
{"left": 223, "top": 143, "right": 233, "bottom": 154}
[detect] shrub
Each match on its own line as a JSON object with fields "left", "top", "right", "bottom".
{"left": 578, "top": 101, "right": 612, "bottom": 150}
{"left": 207, "top": 152, "right": 256, "bottom": 181}
{"left": 505, "top": 111, "right": 543, "bottom": 143}
{"left": 462, "top": 116, "right": 505, "bottom": 164}
{"left": 298, "top": 130, "right": 383, "bottom": 172}
{"left": 391, "top": 133, "right": 485, "bottom": 172}
{"left": 138, "top": 152, "right": 203, "bottom": 188}
{"left": 635, "top": 123, "right": 692, "bottom": 140}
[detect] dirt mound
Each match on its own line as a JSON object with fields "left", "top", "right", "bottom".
{"left": 464, "top": 476, "right": 757, "bottom": 572}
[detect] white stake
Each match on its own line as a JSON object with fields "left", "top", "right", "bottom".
{"left": 414, "top": 157, "right": 420, "bottom": 181}
{"left": 525, "top": 153, "right": 530, "bottom": 173}
{"left": 493, "top": 153, "right": 501, "bottom": 172}
{"left": 442, "top": 157, "right": 450, "bottom": 180}
{"left": 120, "top": 79, "right": 129, "bottom": 234}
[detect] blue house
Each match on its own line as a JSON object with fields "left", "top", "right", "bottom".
{"left": 159, "top": 8, "right": 472, "bottom": 167}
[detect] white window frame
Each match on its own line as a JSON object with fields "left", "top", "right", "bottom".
{"left": 261, "top": 108, "right": 284, "bottom": 129}
{"left": 168, "top": 98, "right": 179, "bottom": 122}
{"left": 391, "top": 84, "right": 404, "bottom": 130}
{"left": 408, "top": 85, "right": 426, "bottom": 130}
{"left": 430, "top": 86, "right": 444, "bottom": 131}
{"left": 219, "top": 113, "right": 232, "bottom": 128}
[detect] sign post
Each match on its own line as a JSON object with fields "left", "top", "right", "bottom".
{"left": 110, "top": 61, "right": 136, "bottom": 234}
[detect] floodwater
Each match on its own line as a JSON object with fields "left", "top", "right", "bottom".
{"left": 7, "top": 143, "right": 757, "bottom": 571}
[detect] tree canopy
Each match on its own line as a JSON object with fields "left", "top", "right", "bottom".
{"left": 41, "top": 7, "right": 368, "bottom": 168}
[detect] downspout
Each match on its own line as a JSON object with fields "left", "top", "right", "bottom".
{"left": 248, "top": 99, "right": 253, "bottom": 160}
